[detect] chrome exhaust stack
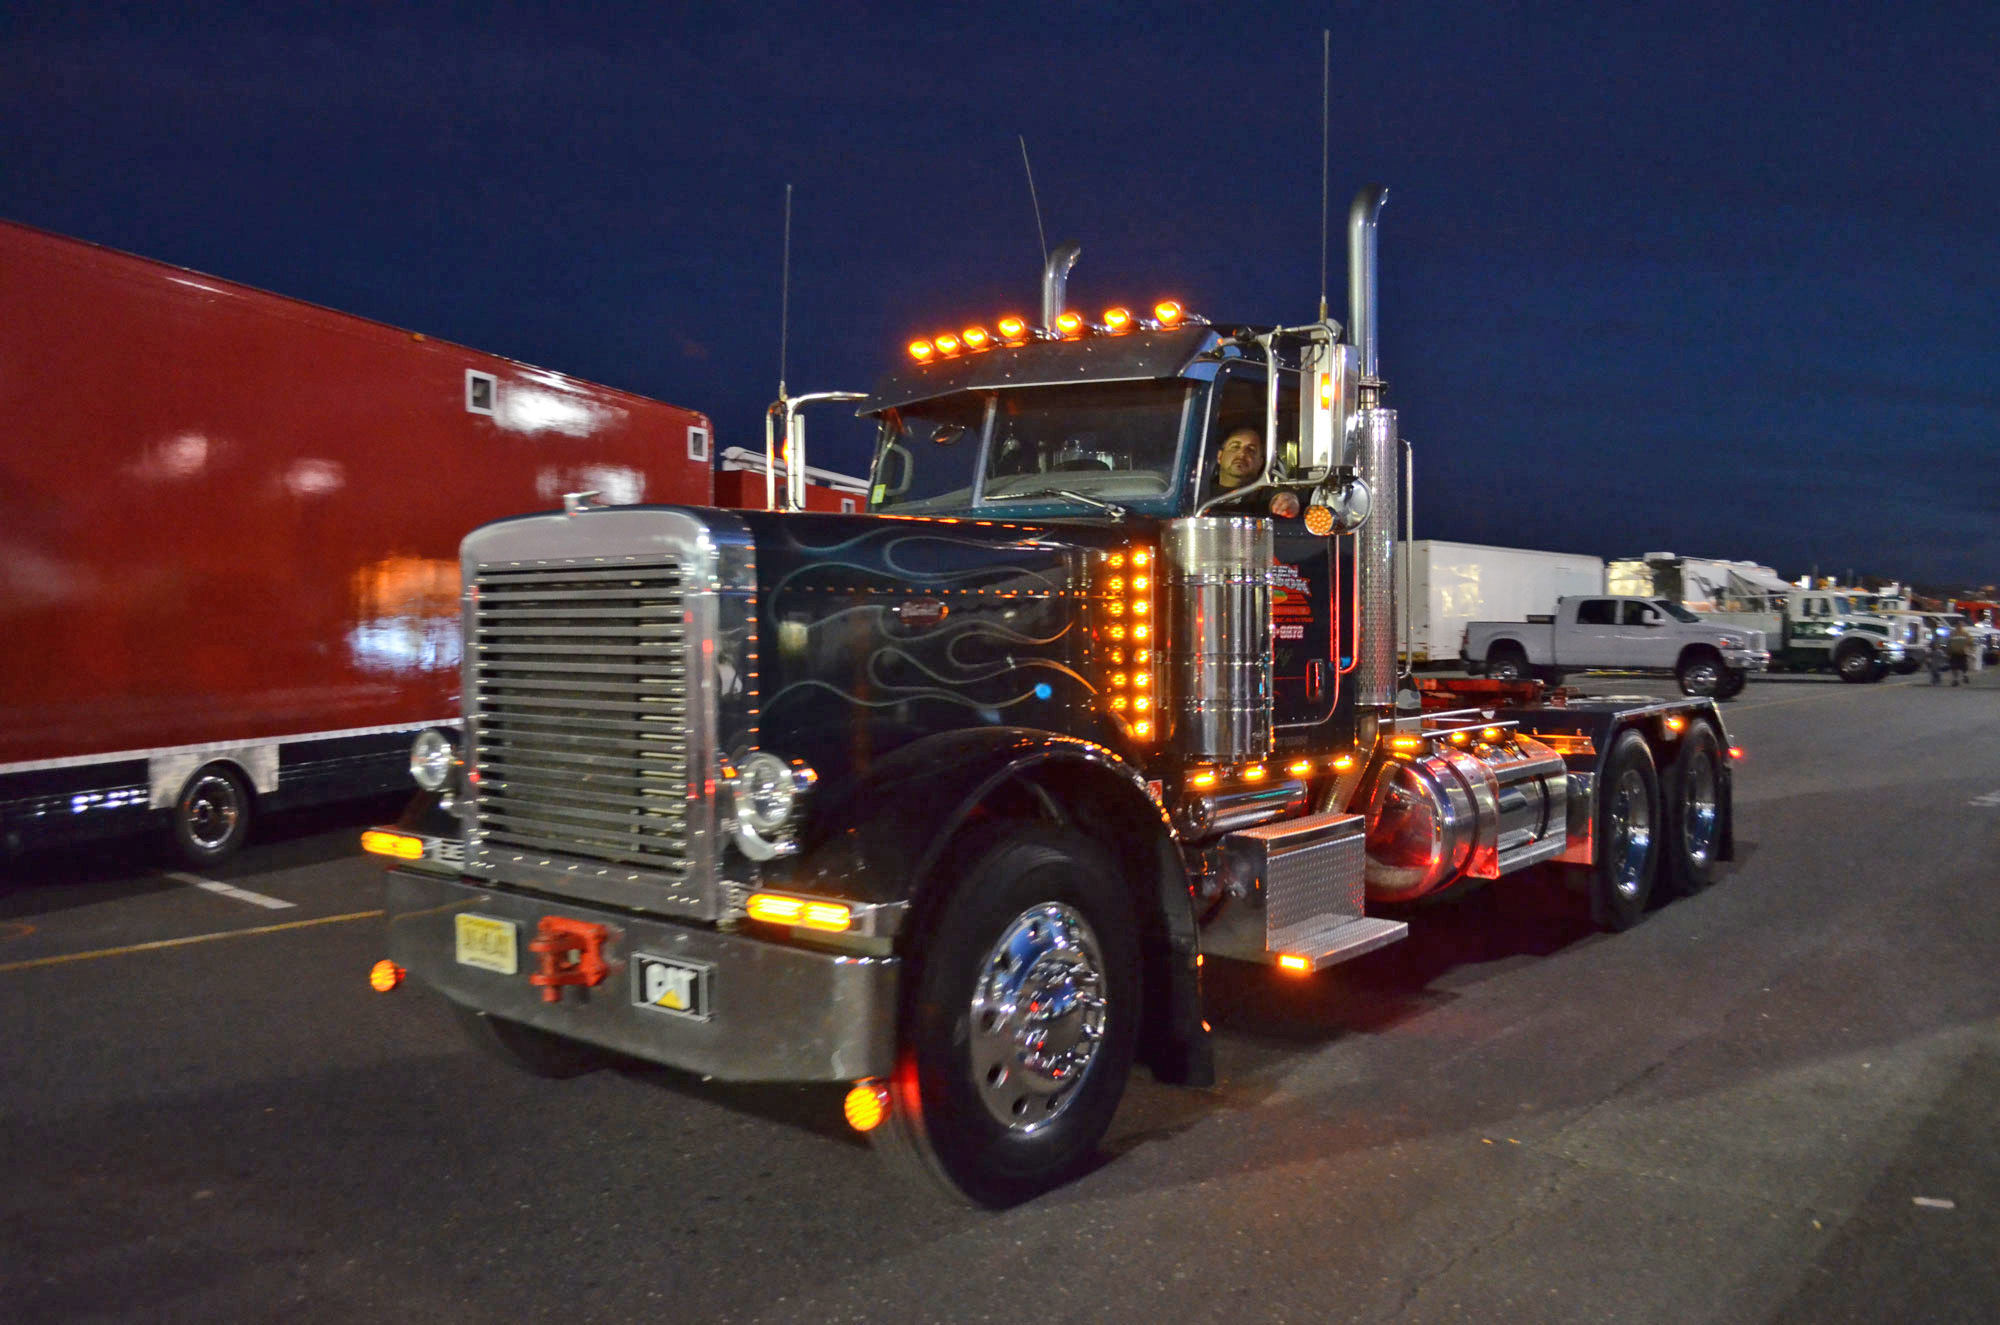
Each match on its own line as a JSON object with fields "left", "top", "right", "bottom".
{"left": 1345, "top": 185, "right": 1399, "bottom": 707}
{"left": 1041, "top": 241, "right": 1081, "bottom": 331}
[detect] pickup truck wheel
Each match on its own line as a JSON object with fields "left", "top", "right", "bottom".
{"left": 1662, "top": 724, "right": 1723, "bottom": 895}
{"left": 452, "top": 1004, "right": 609, "bottom": 1079}
{"left": 1590, "top": 731, "right": 1661, "bottom": 931}
{"left": 172, "top": 763, "right": 253, "bottom": 866}
{"left": 880, "top": 825, "right": 1138, "bottom": 1208}
{"left": 1676, "top": 652, "right": 1723, "bottom": 697}
{"left": 1714, "top": 668, "right": 1747, "bottom": 700}
{"left": 1485, "top": 645, "right": 1528, "bottom": 683}
{"left": 1835, "top": 644, "right": 1876, "bottom": 683}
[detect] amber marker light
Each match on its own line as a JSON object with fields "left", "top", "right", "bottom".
{"left": 1103, "top": 306, "right": 1133, "bottom": 332}
{"left": 1190, "top": 770, "right": 1217, "bottom": 789}
{"left": 1153, "top": 299, "right": 1184, "bottom": 326}
{"left": 1277, "top": 954, "right": 1312, "bottom": 975}
{"left": 1287, "top": 760, "right": 1312, "bottom": 777}
{"left": 369, "top": 959, "right": 404, "bottom": 993}
{"left": 1450, "top": 730, "right": 1470, "bottom": 745}
{"left": 1242, "top": 764, "right": 1268, "bottom": 782}
{"left": 844, "top": 1080, "right": 891, "bottom": 1132}
{"left": 1132, "top": 550, "right": 1151, "bottom": 567}
{"left": 1332, "top": 754, "right": 1356, "bottom": 771}
{"left": 933, "top": 332, "right": 961, "bottom": 356}
{"left": 996, "top": 315, "right": 1029, "bottom": 342}
{"left": 961, "top": 325, "right": 991, "bottom": 350}
{"left": 1303, "top": 504, "right": 1335, "bottom": 536}
{"left": 908, "top": 339, "right": 935, "bottom": 362}
{"left": 747, "top": 893, "right": 854, "bottom": 932}
{"left": 1133, "top": 624, "right": 1149, "bottom": 641}
{"left": 1482, "top": 727, "right": 1503, "bottom": 742}
{"left": 361, "top": 829, "right": 424, "bottom": 861}
{"left": 1054, "top": 310, "right": 1085, "bottom": 338}
{"left": 1729, "top": 746, "right": 1746, "bottom": 760}
{"left": 1665, "top": 715, "right": 1687, "bottom": 733}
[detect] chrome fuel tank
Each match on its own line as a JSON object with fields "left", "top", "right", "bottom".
{"left": 1359, "top": 730, "right": 1568, "bottom": 901}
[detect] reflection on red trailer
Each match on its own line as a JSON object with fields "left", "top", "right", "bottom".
{"left": 0, "top": 220, "right": 714, "bottom": 863}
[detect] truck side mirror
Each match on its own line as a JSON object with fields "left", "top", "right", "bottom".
{"left": 1296, "top": 330, "right": 1358, "bottom": 481}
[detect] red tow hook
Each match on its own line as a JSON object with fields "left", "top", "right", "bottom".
{"left": 528, "top": 917, "right": 612, "bottom": 1002}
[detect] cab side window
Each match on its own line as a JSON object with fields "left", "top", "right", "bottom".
{"left": 1576, "top": 600, "right": 1616, "bottom": 626}
{"left": 1622, "top": 601, "right": 1653, "bottom": 626}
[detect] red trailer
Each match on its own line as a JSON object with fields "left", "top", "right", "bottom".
{"left": 713, "top": 445, "right": 868, "bottom": 512}
{"left": 0, "top": 220, "right": 715, "bottom": 863}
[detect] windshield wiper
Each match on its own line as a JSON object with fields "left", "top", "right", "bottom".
{"left": 992, "top": 487, "right": 1128, "bottom": 520}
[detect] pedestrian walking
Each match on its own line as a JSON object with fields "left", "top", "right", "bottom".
{"left": 1947, "top": 622, "right": 1975, "bottom": 685}
{"left": 1927, "top": 635, "right": 1946, "bottom": 684}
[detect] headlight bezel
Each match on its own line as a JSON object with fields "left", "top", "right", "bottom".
{"left": 408, "top": 727, "right": 461, "bottom": 793}
{"left": 727, "top": 751, "right": 818, "bottom": 860}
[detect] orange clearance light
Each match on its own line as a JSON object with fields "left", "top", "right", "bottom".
{"left": 1133, "top": 720, "right": 1152, "bottom": 737}
{"left": 1107, "top": 577, "right": 1124, "bottom": 593}
{"left": 996, "top": 315, "right": 1029, "bottom": 341}
{"left": 961, "top": 325, "right": 991, "bottom": 350}
{"left": 1332, "top": 754, "right": 1356, "bottom": 771}
{"left": 1303, "top": 504, "right": 1335, "bottom": 536}
{"left": 1133, "top": 624, "right": 1149, "bottom": 641}
{"left": 1105, "top": 552, "right": 1125, "bottom": 568}
{"left": 1132, "top": 550, "right": 1151, "bottom": 567}
{"left": 1107, "top": 600, "right": 1125, "bottom": 615}
{"left": 1134, "top": 672, "right": 1151, "bottom": 688}
{"left": 1319, "top": 371, "right": 1335, "bottom": 408}
{"left": 1132, "top": 576, "right": 1149, "bottom": 591}
{"left": 1103, "top": 306, "right": 1133, "bottom": 332}
{"left": 1153, "top": 299, "right": 1184, "bottom": 326}
{"left": 1389, "top": 735, "right": 1423, "bottom": 752}
{"left": 1110, "top": 696, "right": 1129, "bottom": 711}
{"left": 369, "top": 959, "right": 404, "bottom": 993}
{"left": 1482, "top": 727, "right": 1503, "bottom": 742}
{"left": 1729, "top": 746, "right": 1745, "bottom": 761}
{"left": 1112, "top": 672, "right": 1128, "bottom": 687}
{"left": 933, "top": 332, "right": 961, "bottom": 356}
{"left": 361, "top": 829, "right": 424, "bottom": 861}
{"left": 1132, "top": 599, "right": 1149, "bottom": 616}
{"left": 1108, "top": 625, "right": 1126, "bottom": 640}
{"left": 1054, "top": 310, "right": 1085, "bottom": 338}
{"left": 908, "top": 339, "right": 935, "bottom": 362}
{"left": 1277, "top": 954, "right": 1312, "bottom": 975}
{"left": 1190, "top": 770, "right": 1217, "bottom": 789}
{"left": 1242, "top": 764, "right": 1268, "bottom": 782}
{"left": 1450, "top": 730, "right": 1469, "bottom": 745}
{"left": 844, "top": 1080, "right": 891, "bottom": 1132}
{"left": 1287, "top": 760, "right": 1312, "bottom": 777}
{"left": 1133, "top": 695, "right": 1152, "bottom": 712}
{"left": 1665, "top": 715, "right": 1687, "bottom": 733}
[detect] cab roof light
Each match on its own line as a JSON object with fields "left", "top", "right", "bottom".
{"left": 996, "top": 315, "right": 1029, "bottom": 342}
{"left": 961, "top": 325, "right": 992, "bottom": 350}
{"left": 1153, "top": 299, "right": 1184, "bottom": 326}
{"left": 1103, "top": 306, "right": 1134, "bottom": 333}
{"left": 1054, "top": 310, "right": 1086, "bottom": 339}
{"left": 908, "top": 339, "right": 936, "bottom": 362}
{"left": 932, "top": 332, "right": 961, "bottom": 357}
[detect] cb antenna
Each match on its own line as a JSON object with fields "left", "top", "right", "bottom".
{"left": 1019, "top": 134, "right": 1049, "bottom": 268}
{"left": 1318, "top": 28, "right": 1331, "bottom": 323}
{"left": 778, "top": 182, "right": 793, "bottom": 399}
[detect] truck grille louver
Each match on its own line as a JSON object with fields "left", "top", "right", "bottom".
{"left": 469, "top": 562, "right": 696, "bottom": 887}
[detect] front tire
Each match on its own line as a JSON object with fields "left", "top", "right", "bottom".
{"left": 1590, "top": 731, "right": 1661, "bottom": 931}
{"left": 1835, "top": 645, "right": 1876, "bottom": 683}
{"left": 172, "top": 763, "right": 253, "bottom": 866}
{"left": 1714, "top": 668, "right": 1747, "bottom": 700}
{"left": 1662, "top": 723, "right": 1724, "bottom": 896}
{"left": 1677, "top": 651, "right": 1723, "bottom": 697}
{"left": 881, "top": 825, "right": 1139, "bottom": 1207}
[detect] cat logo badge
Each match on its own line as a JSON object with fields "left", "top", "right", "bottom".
{"left": 632, "top": 954, "right": 712, "bottom": 1021}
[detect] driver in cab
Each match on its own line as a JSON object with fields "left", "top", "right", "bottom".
{"left": 1207, "top": 426, "right": 1300, "bottom": 518}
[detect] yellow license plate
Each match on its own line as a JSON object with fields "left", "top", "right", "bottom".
{"left": 455, "top": 913, "right": 518, "bottom": 975}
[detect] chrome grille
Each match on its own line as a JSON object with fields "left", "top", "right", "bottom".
{"left": 468, "top": 561, "right": 698, "bottom": 900}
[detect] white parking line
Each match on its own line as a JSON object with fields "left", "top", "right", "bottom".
{"left": 165, "top": 871, "right": 296, "bottom": 910}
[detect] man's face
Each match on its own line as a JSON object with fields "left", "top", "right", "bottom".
{"left": 1217, "top": 429, "right": 1263, "bottom": 486}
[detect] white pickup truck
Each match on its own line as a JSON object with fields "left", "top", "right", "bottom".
{"left": 1463, "top": 595, "right": 1770, "bottom": 699}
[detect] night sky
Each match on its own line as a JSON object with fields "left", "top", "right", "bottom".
{"left": 6, "top": 2, "right": 1995, "bottom": 587}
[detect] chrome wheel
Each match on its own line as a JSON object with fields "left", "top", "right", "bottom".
{"left": 1680, "top": 659, "right": 1720, "bottom": 695}
{"left": 183, "top": 773, "right": 243, "bottom": 851}
{"left": 1838, "top": 648, "right": 1873, "bottom": 682}
{"left": 1606, "top": 767, "right": 1653, "bottom": 900}
{"left": 1680, "top": 756, "right": 1718, "bottom": 868}
{"left": 968, "top": 901, "right": 1109, "bottom": 1134}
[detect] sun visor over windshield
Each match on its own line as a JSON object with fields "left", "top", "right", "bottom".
{"left": 863, "top": 326, "right": 1219, "bottom": 414}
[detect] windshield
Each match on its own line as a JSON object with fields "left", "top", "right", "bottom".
{"left": 1655, "top": 600, "right": 1700, "bottom": 623}
{"left": 869, "top": 380, "right": 1192, "bottom": 515}
{"left": 1834, "top": 595, "right": 1855, "bottom": 614}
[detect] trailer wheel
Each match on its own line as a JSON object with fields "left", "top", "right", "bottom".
{"left": 1485, "top": 644, "right": 1529, "bottom": 683}
{"left": 172, "top": 763, "right": 253, "bottom": 866}
{"left": 452, "top": 1004, "right": 608, "bottom": 1079}
{"left": 1835, "top": 643, "right": 1876, "bottom": 683}
{"left": 1714, "top": 669, "right": 1747, "bottom": 700}
{"left": 879, "top": 825, "right": 1138, "bottom": 1207}
{"left": 1589, "top": 731, "right": 1660, "bottom": 931}
{"left": 1662, "top": 723, "right": 1723, "bottom": 895}
{"left": 1676, "top": 650, "right": 1723, "bottom": 697}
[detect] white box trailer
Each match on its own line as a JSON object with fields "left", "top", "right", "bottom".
{"left": 1398, "top": 540, "right": 1606, "bottom": 665}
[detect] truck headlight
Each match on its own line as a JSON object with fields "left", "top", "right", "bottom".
{"left": 409, "top": 728, "right": 460, "bottom": 792}
{"left": 729, "top": 752, "right": 817, "bottom": 859}
{"left": 1716, "top": 634, "right": 1746, "bottom": 650}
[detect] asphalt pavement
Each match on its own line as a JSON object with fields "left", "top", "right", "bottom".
{"left": 2, "top": 670, "right": 1995, "bottom": 1322}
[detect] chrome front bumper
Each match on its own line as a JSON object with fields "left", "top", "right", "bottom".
{"left": 385, "top": 869, "right": 898, "bottom": 1082}
{"left": 1723, "top": 649, "right": 1771, "bottom": 671}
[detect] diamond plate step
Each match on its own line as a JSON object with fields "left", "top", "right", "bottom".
{"left": 1267, "top": 915, "right": 1409, "bottom": 972}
